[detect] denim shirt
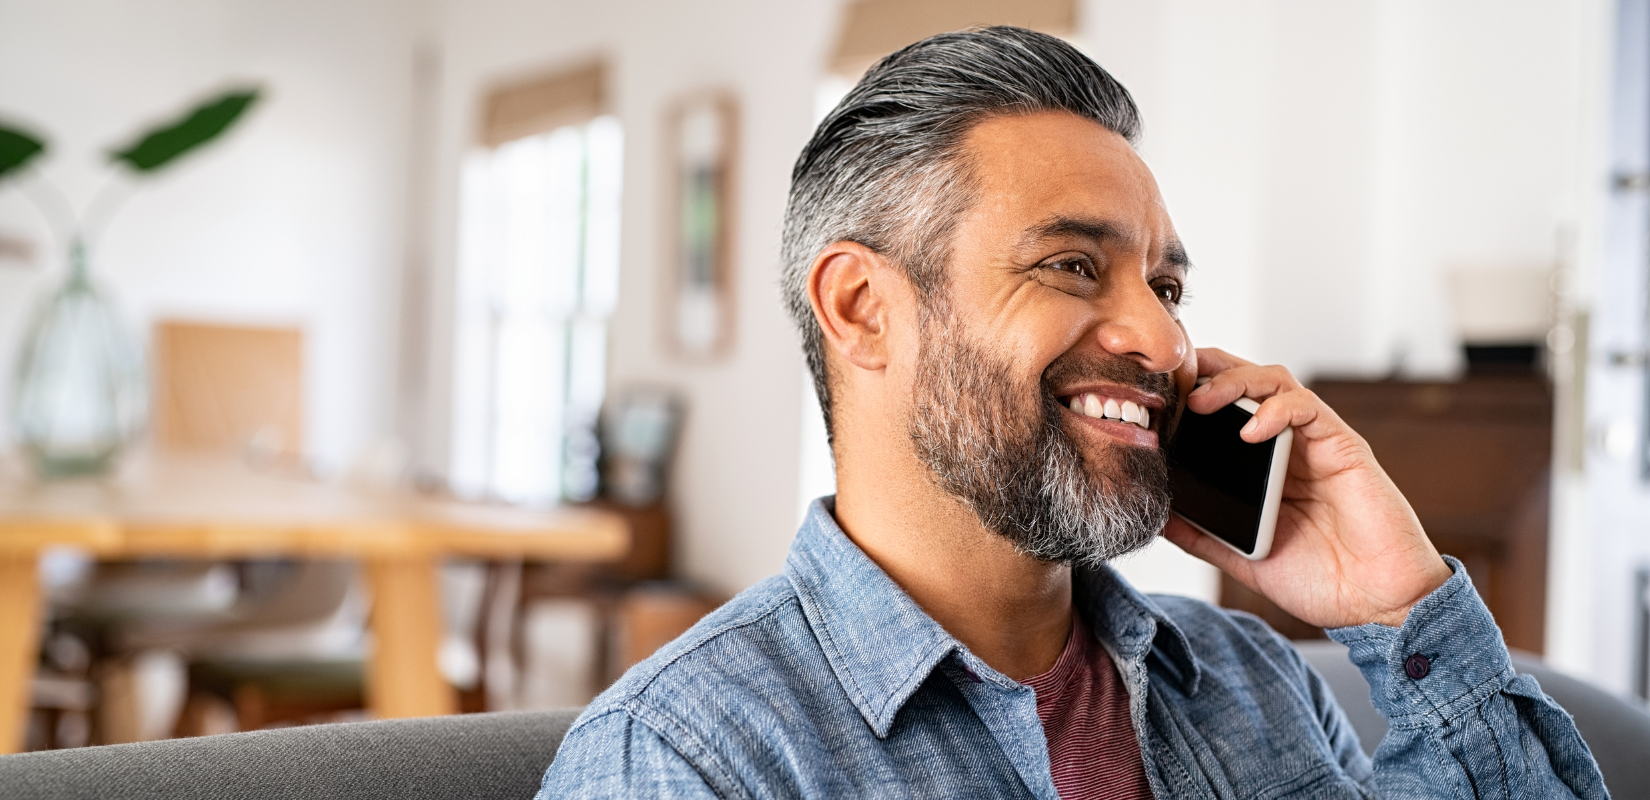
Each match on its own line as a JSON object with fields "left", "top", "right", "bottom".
{"left": 540, "top": 499, "right": 1608, "bottom": 798}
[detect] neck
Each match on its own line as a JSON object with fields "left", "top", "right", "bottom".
{"left": 832, "top": 426, "right": 1073, "bottom": 681}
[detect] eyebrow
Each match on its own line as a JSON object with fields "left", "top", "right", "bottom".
{"left": 1019, "top": 215, "right": 1193, "bottom": 271}
{"left": 1163, "top": 239, "right": 1192, "bottom": 270}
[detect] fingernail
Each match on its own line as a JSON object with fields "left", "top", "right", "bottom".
{"left": 1241, "top": 418, "right": 1259, "bottom": 436}
{"left": 1191, "top": 384, "right": 1209, "bottom": 395}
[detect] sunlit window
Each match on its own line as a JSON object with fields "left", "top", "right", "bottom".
{"left": 450, "top": 116, "right": 622, "bottom": 505}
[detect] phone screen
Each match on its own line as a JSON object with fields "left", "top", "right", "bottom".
{"left": 1166, "top": 403, "right": 1280, "bottom": 556}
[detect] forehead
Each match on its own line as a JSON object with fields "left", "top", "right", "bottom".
{"left": 959, "top": 111, "right": 1174, "bottom": 250}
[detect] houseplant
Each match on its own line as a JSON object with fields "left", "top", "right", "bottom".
{"left": 0, "top": 88, "right": 260, "bottom": 476}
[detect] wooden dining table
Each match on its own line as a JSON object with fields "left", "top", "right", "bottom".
{"left": 0, "top": 454, "right": 629, "bottom": 753}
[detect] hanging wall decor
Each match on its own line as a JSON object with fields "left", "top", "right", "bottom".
{"left": 663, "top": 92, "right": 737, "bottom": 360}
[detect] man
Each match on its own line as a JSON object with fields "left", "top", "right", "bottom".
{"left": 542, "top": 27, "right": 1607, "bottom": 799}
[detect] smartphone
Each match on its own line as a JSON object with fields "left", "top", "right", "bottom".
{"left": 1166, "top": 386, "right": 1293, "bottom": 560}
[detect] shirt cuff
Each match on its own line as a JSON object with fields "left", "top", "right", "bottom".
{"left": 1324, "top": 556, "right": 1516, "bottom": 729}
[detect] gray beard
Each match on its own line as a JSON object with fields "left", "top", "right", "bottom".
{"left": 907, "top": 319, "right": 1175, "bottom": 568}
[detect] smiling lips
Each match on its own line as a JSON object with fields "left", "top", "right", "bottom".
{"left": 1066, "top": 393, "right": 1151, "bottom": 430}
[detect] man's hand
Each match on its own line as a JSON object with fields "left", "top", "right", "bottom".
{"left": 1161, "top": 348, "right": 1452, "bottom": 629}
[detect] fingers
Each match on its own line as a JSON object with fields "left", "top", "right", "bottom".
{"left": 1240, "top": 388, "right": 1312, "bottom": 442}
{"left": 1244, "top": 387, "right": 1355, "bottom": 444}
{"left": 1186, "top": 359, "right": 1303, "bottom": 415}
{"left": 1184, "top": 350, "right": 1353, "bottom": 443}
{"left": 1192, "top": 348, "right": 1252, "bottom": 376}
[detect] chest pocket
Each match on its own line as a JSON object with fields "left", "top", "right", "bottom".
{"left": 1143, "top": 686, "right": 1368, "bottom": 800}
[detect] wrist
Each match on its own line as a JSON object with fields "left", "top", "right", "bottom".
{"left": 1366, "top": 606, "right": 1414, "bottom": 629}
{"left": 1364, "top": 558, "right": 1453, "bottom": 628}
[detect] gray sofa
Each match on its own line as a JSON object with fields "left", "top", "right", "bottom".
{"left": 0, "top": 708, "right": 579, "bottom": 800}
{"left": 1, "top": 645, "right": 1646, "bottom": 799}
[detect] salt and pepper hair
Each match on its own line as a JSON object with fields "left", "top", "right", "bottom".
{"left": 780, "top": 26, "right": 1142, "bottom": 442}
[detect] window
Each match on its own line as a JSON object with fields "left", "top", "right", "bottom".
{"left": 450, "top": 116, "right": 622, "bottom": 505}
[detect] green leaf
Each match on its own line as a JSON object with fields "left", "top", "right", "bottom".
{"left": 0, "top": 125, "right": 46, "bottom": 182}
{"left": 109, "top": 88, "right": 261, "bottom": 173}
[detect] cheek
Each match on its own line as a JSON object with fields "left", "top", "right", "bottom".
{"left": 883, "top": 292, "right": 929, "bottom": 372}
{"left": 1012, "top": 302, "right": 1097, "bottom": 369}
{"left": 884, "top": 326, "right": 924, "bottom": 392}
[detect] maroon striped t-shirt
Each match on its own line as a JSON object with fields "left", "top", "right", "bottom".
{"left": 1021, "top": 615, "right": 1154, "bottom": 799}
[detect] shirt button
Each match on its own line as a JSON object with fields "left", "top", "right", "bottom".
{"left": 1404, "top": 654, "right": 1431, "bottom": 680}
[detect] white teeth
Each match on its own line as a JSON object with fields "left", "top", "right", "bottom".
{"left": 1068, "top": 393, "right": 1152, "bottom": 429}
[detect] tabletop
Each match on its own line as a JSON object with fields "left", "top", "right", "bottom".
{"left": 0, "top": 452, "right": 631, "bottom": 752}
{"left": 0, "top": 453, "right": 629, "bottom": 560}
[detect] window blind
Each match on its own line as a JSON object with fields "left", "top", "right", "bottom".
{"left": 830, "top": 0, "right": 1076, "bottom": 78}
{"left": 480, "top": 60, "right": 606, "bottom": 148}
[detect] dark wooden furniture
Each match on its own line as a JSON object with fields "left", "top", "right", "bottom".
{"left": 516, "top": 500, "right": 706, "bottom": 693}
{"left": 1219, "top": 375, "right": 1552, "bottom": 654}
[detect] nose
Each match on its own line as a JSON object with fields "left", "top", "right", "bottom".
{"left": 1093, "top": 280, "right": 1186, "bottom": 374}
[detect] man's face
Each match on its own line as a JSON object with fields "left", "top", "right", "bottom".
{"left": 906, "top": 111, "right": 1197, "bottom": 566}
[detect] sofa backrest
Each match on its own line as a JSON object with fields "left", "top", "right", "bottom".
{"left": 9, "top": 649, "right": 1648, "bottom": 798}
{"left": 0, "top": 708, "right": 580, "bottom": 800}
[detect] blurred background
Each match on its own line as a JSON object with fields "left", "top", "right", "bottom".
{"left": 0, "top": 0, "right": 1646, "bottom": 750}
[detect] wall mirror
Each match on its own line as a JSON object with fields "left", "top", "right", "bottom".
{"left": 663, "top": 92, "right": 737, "bottom": 360}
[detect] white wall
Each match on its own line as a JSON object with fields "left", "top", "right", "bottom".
{"left": 1572, "top": 0, "right": 1650, "bottom": 697}
{"left": 1085, "top": 0, "right": 1601, "bottom": 382}
{"left": 427, "top": 0, "right": 840, "bottom": 596}
{"left": 428, "top": 0, "right": 1613, "bottom": 604}
{"left": 0, "top": 0, "right": 418, "bottom": 474}
{"left": 4, "top": 2, "right": 1625, "bottom": 677}
{"left": 1077, "top": 1, "right": 1615, "bottom": 622}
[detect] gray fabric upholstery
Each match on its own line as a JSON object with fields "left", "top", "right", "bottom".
{"left": 0, "top": 708, "right": 580, "bottom": 800}
{"left": 7, "top": 649, "right": 1648, "bottom": 798}
{"left": 1296, "top": 640, "right": 1650, "bottom": 798}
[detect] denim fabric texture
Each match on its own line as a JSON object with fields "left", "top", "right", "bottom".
{"left": 538, "top": 499, "right": 1608, "bottom": 799}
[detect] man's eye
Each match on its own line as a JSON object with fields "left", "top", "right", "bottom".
{"left": 1154, "top": 281, "right": 1183, "bottom": 304}
{"left": 1047, "top": 257, "right": 1094, "bottom": 279}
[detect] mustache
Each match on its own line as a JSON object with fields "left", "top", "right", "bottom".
{"left": 1041, "top": 351, "right": 1181, "bottom": 429}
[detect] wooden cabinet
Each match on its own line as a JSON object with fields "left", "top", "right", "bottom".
{"left": 1219, "top": 376, "right": 1552, "bottom": 654}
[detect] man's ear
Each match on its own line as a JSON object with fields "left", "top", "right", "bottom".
{"left": 808, "top": 241, "right": 895, "bottom": 373}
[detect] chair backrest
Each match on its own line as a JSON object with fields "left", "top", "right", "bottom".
{"left": 152, "top": 321, "right": 303, "bottom": 461}
{"left": 1296, "top": 640, "right": 1650, "bottom": 797}
{"left": 0, "top": 708, "right": 581, "bottom": 800}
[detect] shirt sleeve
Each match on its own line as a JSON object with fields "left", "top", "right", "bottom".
{"left": 536, "top": 708, "right": 721, "bottom": 800}
{"left": 1326, "top": 557, "right": 1610, "bottom": 799}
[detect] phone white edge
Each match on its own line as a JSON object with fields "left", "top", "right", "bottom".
{"left": 1176, "top": 394, "right": 1292, "bottom": 561}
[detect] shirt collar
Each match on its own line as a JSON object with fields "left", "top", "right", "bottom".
{"left": 784, "top": 498, "right": 1203, "bottom": 738}
{"left": 784, "top": 498, "right": 961, "bottom": 738}
{"left": 1072, "top": 561, "right": 1203, "bottom": 695}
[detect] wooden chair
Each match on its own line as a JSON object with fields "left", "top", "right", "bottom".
{"left": 52, "top": 323, "right": 368, "bottom": 744}
{"left": 150, "top": 321, "right": 303, "bottom": 463}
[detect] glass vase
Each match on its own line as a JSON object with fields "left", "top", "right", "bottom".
{"left": 10, "top": 239, "right": 147, "bottom": 477}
